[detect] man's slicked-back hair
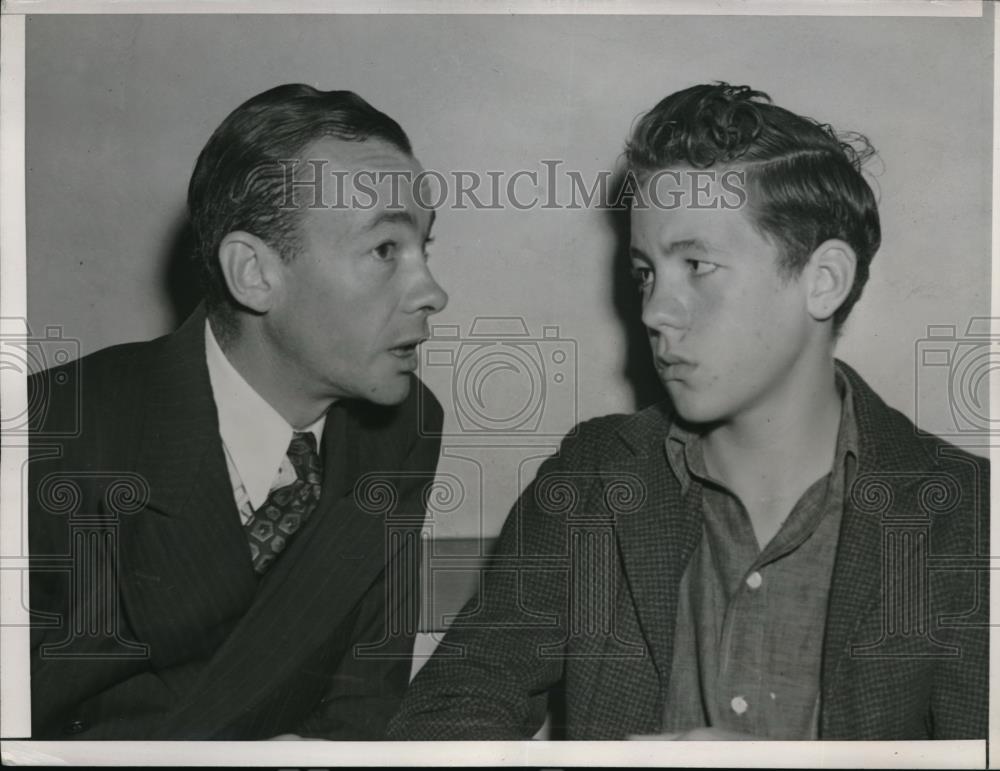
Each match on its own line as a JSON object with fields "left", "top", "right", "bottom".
{"left": 188, "top": 83, "right": 412, "bottom": 325}
{"left": 625, "top": 82, "right": 881, "bottom": 332}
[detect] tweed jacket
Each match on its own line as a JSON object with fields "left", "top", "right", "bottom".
{"left": 388, "top": 362, "right": 988, "bottom": 739}
{"left": 28, "top": 307, "right": 443, "bottom": 739}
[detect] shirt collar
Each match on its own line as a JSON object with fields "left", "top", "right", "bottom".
{"left": 665, "top": 364, "right": 859, "bottom": 494}
{"left": 205, "top": 320, "right": 326, "bottom": 509}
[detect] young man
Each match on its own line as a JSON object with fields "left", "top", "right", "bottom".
{"left": 28, "top": 84, "right": 448, "bottom": 739}
{"left": 387, "top": 83, "right": 988, "bottom": 740}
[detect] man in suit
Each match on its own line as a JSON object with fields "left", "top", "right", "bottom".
{"left": 387, "top": 83, "right": 988, "bottom": 739}
{"left": 28, "top": 84, "right": 448, "bottom": 739}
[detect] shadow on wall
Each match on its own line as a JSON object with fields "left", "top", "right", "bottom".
{"left": 607, "top": 170, "right": 665, "bottom": 412}
{"left": 160, "top": 209, "right": 202, "bottom": 330}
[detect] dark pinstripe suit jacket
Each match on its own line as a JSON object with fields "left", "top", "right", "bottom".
{"left": 388, "top": 362, "right": 988, "bottom": 740}
{"left": 28, "top": 308, "right": 443, "bottom": 739}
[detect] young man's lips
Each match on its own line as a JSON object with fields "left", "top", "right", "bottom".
{"left": 656, "top": 356, "right": 695, "bottom": 378}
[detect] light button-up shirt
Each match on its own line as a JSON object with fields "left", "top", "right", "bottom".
{"left": 661, "top": 369, "right": 859, "bottom": 739}
{"left": 204, "top": 321, "right": 325, "bottom": 525}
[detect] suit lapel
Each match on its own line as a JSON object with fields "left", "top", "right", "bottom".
{"left": 157, "top": 397, "right": 421, "bottom": 736}
{"left": 609, "top": 362, "right": 936, "bottom": 720}
{"left": 253, "top": 398, "right": 397, "bottom": 606}
{"left": 822, "top": 473, "right": 884, "bottom": 690}
{"left": 821, "top": 361, "right": 937, "bottom": 713}
{"left": 119, "top": 308, "right": 258, "bottom": 667}
{"left": 609, "top": 407, "right": 702, "bottom": 693}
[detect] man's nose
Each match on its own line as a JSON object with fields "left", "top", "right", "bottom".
{"left": 409, "top": 263, "right": 449, "bottom": 315}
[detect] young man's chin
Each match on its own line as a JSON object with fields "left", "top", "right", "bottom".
{"left": 664, "top": 387, "right": 724, "bottom": 427}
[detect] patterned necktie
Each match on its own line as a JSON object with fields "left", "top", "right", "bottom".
{"left": 244, "top": 431, "right": 323, "bottom": 575}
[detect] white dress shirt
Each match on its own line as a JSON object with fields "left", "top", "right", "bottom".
{"left": 204, "top": 321, "right": 326, "bottom": 526}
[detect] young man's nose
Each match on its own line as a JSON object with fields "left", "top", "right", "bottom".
{"left": 641, "top": 283, "right": 687, "bottom": 333}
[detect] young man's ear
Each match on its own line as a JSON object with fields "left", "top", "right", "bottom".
{"left": 805, "top": 239, "right": 857, "bottom": 323}
{"left": 217, "top": 231, "right": 285, "bottom": 314}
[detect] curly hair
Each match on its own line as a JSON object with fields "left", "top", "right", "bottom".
{"left": 625, "top": 83, "right": 881, "bottom": 332}
{"left": 187, "top": 84, "right": 412, "bottom": 331}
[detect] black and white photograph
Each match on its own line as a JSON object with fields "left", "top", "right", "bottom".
{"left": 0, "top": 1, "right": 993, "bottom": 767}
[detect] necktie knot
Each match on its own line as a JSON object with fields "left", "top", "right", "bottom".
{"left": 244, "top": 431, "right": 324, "bottom": 575}
{"left": 287, "top": 431, "right": 322, "bottom": 484}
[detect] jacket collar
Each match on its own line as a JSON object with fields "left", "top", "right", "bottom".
{"left": 820, "top": 360, "right": 941, "bottom": 714}
{"left": 134, "top": 304, "right": 227, "bottom": 519}
{"left": 133, "top": 305, "right": 354, "bottom": 522}
{"left": 120, "top": 308, "right": 425, "bottom": 735}
{"left": 606, "top": 359, "right": 937, "bottom": 709}
{"left": 609, "top": 360, "right": 927, "bottom": 467}
{"left": 601, "top": 400, "right": 696, "bottom": 691}
{"left": 123, "top": 309, "right": 409, "bottom": 707}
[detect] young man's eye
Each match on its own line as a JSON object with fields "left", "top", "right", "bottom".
{"left": 373, "top": 241, "right": 397, "bottom": 261}
{"left": 630, "top": 265, "right": 653, "bottom": 289}
{"left": 422, "top": 236, "right": 435, "bottom": 260}
{"left": 687, "top": 259, "right": 718, "bottom": 277}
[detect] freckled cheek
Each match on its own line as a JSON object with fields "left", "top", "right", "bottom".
{"left": 688, "top": 286, "right": 725, "bottom": 332}
{"left": 700, "top": 289, "right": 765, "bottom": 380}
{"left": 726, "top": 287, "right": 773, "bottom": 339}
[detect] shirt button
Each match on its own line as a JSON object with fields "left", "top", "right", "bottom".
{"left": 730, "top": 695, "right": 748, "bottom": 715}
{"left": 746, "top": 571, "right": 763, "bottom": 590}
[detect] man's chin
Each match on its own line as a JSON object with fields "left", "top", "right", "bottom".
{"left": 364, "top": 373, "right": 413, "bottom": 406}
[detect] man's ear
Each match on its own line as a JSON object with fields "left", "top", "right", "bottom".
{"left": 804, "top": 239, "right": 857, "bottom": 323}
{"left": 217, "top": 231, "right": 284, "bottom": 314}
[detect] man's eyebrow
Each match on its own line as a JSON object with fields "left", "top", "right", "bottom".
{"left": 360, "top": 208, "right": 436, "bottom": 237}
{"left": 362, "top": 210, "right": 417, "bottom": 232}
{"left": 663, "top": 238, "right": 708, "bottom": 256}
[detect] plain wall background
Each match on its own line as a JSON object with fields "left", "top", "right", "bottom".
{"left": 25, "top": 13, "right": 993, "bottom": 537}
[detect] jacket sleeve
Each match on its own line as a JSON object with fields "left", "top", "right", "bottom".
{"left": 929, "top": 454, "right": 989, "bottom": 738}
{"left": 294, "top": 550, "right": 421, "bottom": 739}
{"left": 385, "top": 418, "right": 612, "bottom": 740}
